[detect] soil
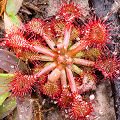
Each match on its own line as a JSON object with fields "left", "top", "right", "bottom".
{"left": 0, "top": 0, "right": 119, "bottom": 120}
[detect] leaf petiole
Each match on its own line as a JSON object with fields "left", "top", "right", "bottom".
{"left": 0, "top": 73, "right": 14, "bottom": 78}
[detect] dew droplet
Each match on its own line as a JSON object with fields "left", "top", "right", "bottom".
{"left": 5, "top": 34, "right": 8, "bottom": 37}
{"left": 76, "top": 37, "right": 80, "bottom": 41}
{"left": 19, "top": 114, "right": 23, "bottom": 119}
{"left": 1, "top": 96, "right": 3, "bottom": 99}
{"left": 11, "top": 65, "right": 14, "bottom": 68}
{"left": 89, "top": 94, "right": 95, "bottom": 100}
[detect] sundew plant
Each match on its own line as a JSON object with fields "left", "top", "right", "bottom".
{"left": 0, "top": 1, "right": 119, "bottom": 120}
